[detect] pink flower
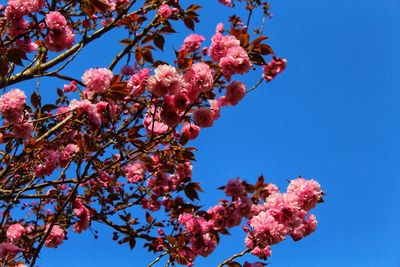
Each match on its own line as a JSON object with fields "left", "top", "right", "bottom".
{"left": 59, "top": 144, "right": 79, "bottom": 167}
{"left": 124, "top": 161, "right": 145, "bottom": 183}
{"left": 184, "top": 63, "right": 214, "bottom": 101}
{"left": 143, "top": 107, "right": 169, "bottom": 135}
{"left": 6, "top": 223, "right": 25, "bottom": 242}
{"left": 286, "top": 177, "right": 323, "bottom": 211}
{"left": 0, "top": 88, "right": 26, "bottom": 122}
{"left": 128, "top": 68, "right": 150, "bottom": 97}
{"left": 44, "top": 225, "right": 65, "bottom": 248}
{"left": 121, "top": 65, "right": 135, "bottom": 76}
{"left": 34, "top": 149, "right": 60, "bottom": 177}
{"left": 263, "top": 57, "right": 287, "bottom": 82}
{"left": 224, "top": 178, "right": 246, "bottom": 197}
{"left": 82, "top": 68, "right": 113, "bottom": 94}
{"left": 158, "top": 4, "right": 172, "bottom": 19}
{"left": 174, "top": 92, "right": 190, "bottom": 110}
{"left": 69, "top": 99, "right": 102, "bottom": 126}
{"left": 16, "top": 39, "right": 38, "bottom": 53}
{"left": 0, "top": 242, "right": 20, "bottom": 259}
{"left": 220, "top": 46, "right": 251, "bottom": 80}
{"left": 181, "top": 123, "right": 200, "bottom": 141}
{"left": 225, "top": 81, "right": 246, "bottom": 106}
{"left": 45, "top": 28, "right": 75, "bottom": 52}
{"left": 160, "top": 107, "right": 180, "bottom": 127}
{"left": 73, "top": 199, "right": 91, "bottom": 233}
{"left": 63, "top": 80, "right": 77, "bottom": 92}
{"left": 12, "top": 118, "right": 33, "bottom": 139}
{"left": 191, "top": 233, "right": 218, "bottom": 257}
{"left": 248, "top": 210, "right": 288, "bottom": 246}
{"left": 219, "top": 0, "right": 232, "bottom": 7}
{"left": 178, "top": 213, "right": 201, "bottom": 234}
{"left": 209, "top": 31, "right": 240, "bottom": 62}
{"left": 180, "top": 34, "right": 206, "bottom": 52}
{"left": 148, "top": 65, "right": 183, "bottom": 97}
{"left": 290, "top": 214, "right": 318, "bottom": 241}
{"left": 193, "top": 108, "right": 215, "bottom": 128}
{"left": 45, "top": 11, "right": 66, "bottom": 31}
{"left": 260, "top": 183, "right": 279, "bottom": 200}
{"left": 6, "top": 0, "right": 44, "bottom": 16}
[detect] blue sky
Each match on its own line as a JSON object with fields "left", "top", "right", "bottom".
{"left": 33, "top": 1, "right": 400, "bottom": 266}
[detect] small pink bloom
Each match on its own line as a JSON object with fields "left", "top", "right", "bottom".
{"left": 180, "top": 34, "right": 205, "bottom": 52}
{"left": 73, "top": 199, "right": 91, "bottom": 233}
{"left": 0, "top": 88, "right": 26, "bottom": 122}
{"left": 63, "top": 80, "right": 77, "bottom": 92}
{"left": 263, "top": 57, "right": 287, "bottom": 82}
{"left": 82, "top": 68, "right": 113, "bottom": 94}
{"left": 193, "top": 108, "right": 215, "bottom": 128}
{"left": 158, "top": 4, "right": 172, "bottom": 19}
{"left": 6, "top": 0, "right": 44, "bottom": 16}
{"left": 6, "top": 223, "right": 25, "bottom": 242}
{"left": 121, "top": 65, "right": 135, "bottom": 76}
{"left": 128, "top": 68, "right": 150, "bottom": 97}
{"left": 148, "top": 65, "right": 183, "bottom": 97}
{"left": 184, "top": 63, "right": 214, "bottom": 100}
{"left": 181, "top": 123, "right": 200, "bottom": 141}
{"left": 44, "top": 225, "right": 65, "bottom": 248}
{"left": 143, "top": 107, "right": 169, "bottom": 135}
{"left": 225, "top": 81, "right": 246, "bottom": 105}
{"left": 219, "top": 0, "right": 232, "bottom": 7}
{"left": 0, "top": 242, "right": 20, "bottom": 259}
{"left": 124, "top": 161, "right": 145, "bottom": 183}
{"left": 16, "top": 39, "right": 38, "bottom": 53}
{"left": 12, "top": 118, "right": 33, "bottom": 139}
{"left": 44, "top": 25, "right": 75, "bottom": 52}
{"left": 287, "top": 177, "right": 323, "bottom": 211}
{"left": 59, "top": 144, "right": 79, "bottom": 167}
{"left": 45, "top": 11, "right": 67, "bottom": 31}
{"left": 224, "top": 178, "right": 246, "bottom": 197}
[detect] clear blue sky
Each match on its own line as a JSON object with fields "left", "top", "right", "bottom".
{"left": 35, "top": 1, "right": 400, "bottom": 266}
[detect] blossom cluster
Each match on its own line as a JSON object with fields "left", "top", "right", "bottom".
{"left": 0, "top": 1, "right": 312, "bottom": 266}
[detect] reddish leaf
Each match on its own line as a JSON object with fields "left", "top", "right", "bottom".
{"left": 184, "top": 18, "right": 195, "bottom": 31}
{"left": 154, "top": 34, "right": 165, "bottom": 51}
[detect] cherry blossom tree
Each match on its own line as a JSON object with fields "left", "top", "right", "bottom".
{"left": 0, "top": 0, "right": 323, "bottom": 266}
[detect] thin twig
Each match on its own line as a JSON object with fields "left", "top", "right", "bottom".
{"left": 147, "top": 251, "right": 168, "bottom": 267}
{"left": 216, "top": 248, "right": 252, "bottom": 267}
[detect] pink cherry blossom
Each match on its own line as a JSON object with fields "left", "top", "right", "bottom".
{"left": 219, "top": 0, "right": 232, "bottom": 7}
{"left": 6, "top": 0, "right": 44, "bottom": 16}
{"left": 193, "top": 108, "right": 215, "bottom": 128}
{"left": 184, "top": 63, "right": 214, "bottom": 101}
{"left": 263, "top": 57, "right": 287, "bottom": 82}
{"left": 0, "top": 88, "right": 26, "bottom": 122}
{"left": 225, "top": 81, "right": 246, "bottom": 106}
{"left": 6, "top": 223, "right": 25, "bottom": 242}
{"left": 44, "top": 225, "right": 65, "bottom": 248}
{"left": 224, "top": 178, "right": 246, "bottom": 197}
{"left": 149, "top": 65, "right": 183, "bottom": 97}
{"left": 45, "top": 11, "right": 67, "bottom": 31}
{"left": 0, "top": 242, "right": 20, "bottom": 259}
{"left": 44, "top": 24, "right": 75, "bottom": 52}
{"left": 82, "top": 68, "right": 113, "bottom": 94}
{"left": 287, "top": 177, "right": 323, "bottom": 211}
{"left": 73, "top": 199, "right": 91, "bottom": 233}
{"left": 181, "top": 123, "right": 200, "bottom": 141}
{"left": 180, "top": 34, "right": 206, "bottom": 52}
{"left": 158, "top": 4, "right": 172, "bottom": 19}
{"left": 124, "top": 161, "right": 145, "bottom": 183}
{"left": 121, "top": 65, "right": 135, "bottom": 76}
{"left": 128, "top": 68, "right": 150, "bottom": 97}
